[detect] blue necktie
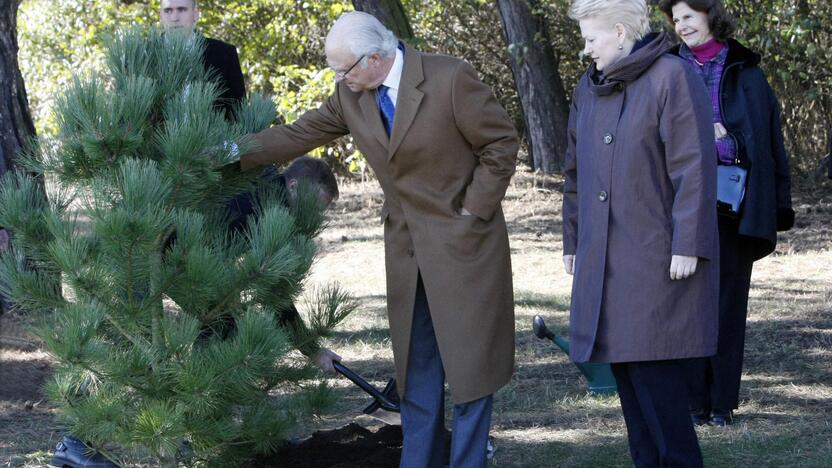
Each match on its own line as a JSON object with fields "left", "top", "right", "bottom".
{"left": 377, "top": 84, "right": 396, "bottom": 136}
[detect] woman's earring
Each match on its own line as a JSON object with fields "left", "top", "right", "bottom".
{"left": 618, "top": 43, "right": 624, "bottom": 50}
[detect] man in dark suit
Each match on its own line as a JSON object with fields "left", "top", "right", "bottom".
{"left": 221, "top": 156, "right": 342, "bottom": 371}
{"left": 160, "top": 3, "right": 342, "bottom": 372}
{"left": 160, "top": 0, "right": 245, "bottom": 119}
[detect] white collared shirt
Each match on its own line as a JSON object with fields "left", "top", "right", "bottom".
{"left": 379, "top": 47, "right": 404, "bottom": 107}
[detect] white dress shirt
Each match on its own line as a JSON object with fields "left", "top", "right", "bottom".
{"left": 379, "top": 47, "right": 404, "bottom": 107}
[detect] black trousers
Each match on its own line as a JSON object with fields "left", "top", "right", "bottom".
{"left": 611, "top": 360, "right": 703, "bottom": 468}
{"left": 686, "top": 218, "right": 755, "bottom": 412}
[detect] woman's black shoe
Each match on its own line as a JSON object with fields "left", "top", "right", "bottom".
{"left": 711, "top": 410, "right": 734, "bottom": 426}
{"left": 690, "top": 409, "right": 710, "bottom": 426}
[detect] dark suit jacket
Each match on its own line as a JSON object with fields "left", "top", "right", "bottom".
{"left": 203, "top": 36, "right": 245, "bottom": 119}
{"left": 225, "top": 166, "right": 283, "bottom": 234}
{"left": 200, "top": 170, "right": 317, "bottom": 355}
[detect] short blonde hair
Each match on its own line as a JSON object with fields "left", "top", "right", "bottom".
{"left": 568, "top": 0, "right": 651, "bottom": 41}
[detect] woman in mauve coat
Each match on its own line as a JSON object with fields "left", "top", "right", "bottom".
{"left": 563, "top": 0, "right": 718, "bottom": 465}
{"left": 658, "top": 0, "right": 794, "bottom": 427}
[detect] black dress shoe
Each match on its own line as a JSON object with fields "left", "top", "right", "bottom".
{"left": 50, "top": 436, "right": 119, "bottom": 468}
{"left": 690, "top": 409, "right": 710, "bottom": 426}
{"left": 711, "top": 410, "right": 734, "bottom": 426}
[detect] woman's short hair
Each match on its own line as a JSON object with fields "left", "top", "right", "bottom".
{"left": 568, "top": 0, "right": 651, "bottom": 41}
{"left": 330, "top": 11, "right": 398, "bottom": 61}
{"left": 657, "top": 0, "right": 737, "bottom": 42}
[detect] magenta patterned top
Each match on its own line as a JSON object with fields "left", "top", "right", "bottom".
{"left": 679, "top": 42, "right": 738, "bottom": 165}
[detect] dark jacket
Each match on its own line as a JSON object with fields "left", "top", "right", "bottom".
{"left": 563, "top": 33, "right": 719, "bottom": 363}
{"left": 225, "top": 166, "right": 283, "bottom": 234}
{"left": 203, "top": 36, "right": 246, "bottom": 120}
{"left": 212, "top": 170, "right": 317, "bottom": 355}
{"left": 671, "top": 39, "right": 794, "bottom": 260}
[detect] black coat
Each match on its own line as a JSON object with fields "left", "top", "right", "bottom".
{"left": 203, "top": 36, "right": 246, "bottom": 119}
{"left": 672, "top": 39, "right": 794, "bottom": 260}
{"left": 225, "top": 166, "right": 284, "bottom": 234}
{"left": 211, "top": 170, "right": 316, "bottom": 354}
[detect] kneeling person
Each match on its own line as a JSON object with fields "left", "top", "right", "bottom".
{"left": 214, "top": 156, "right": 342, "bottom": 372}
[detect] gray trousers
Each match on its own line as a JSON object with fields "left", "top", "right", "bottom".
{"left": 399, "top": 274, "right": 492, "bottom": 468}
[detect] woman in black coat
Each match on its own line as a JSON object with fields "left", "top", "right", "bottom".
{"left": 658, "top": 0, "right": 795, "bottom": 426}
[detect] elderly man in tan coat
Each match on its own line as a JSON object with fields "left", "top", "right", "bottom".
{"left": 238, "top": 11, "right": 518, "bottom": 468}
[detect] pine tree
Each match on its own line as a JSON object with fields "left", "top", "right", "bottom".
{"left": 0, "top": 28, "right": 353, "bottom": 467}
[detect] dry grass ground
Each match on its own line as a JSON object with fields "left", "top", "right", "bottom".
{"left": 1, "top": 170, "right": 830, "bottom": 467}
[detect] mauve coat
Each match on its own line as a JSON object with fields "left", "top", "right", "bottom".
{"left": 562, "top": 33, "right": 720, "bottom": 363}
{"left": 240, "top": 44, "right": 518, "bottom": 403}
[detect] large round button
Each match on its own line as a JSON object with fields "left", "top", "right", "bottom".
{"left": 598, "top": 191, "right": 608, "bottom": 202}
{"left": 603, "top": 133, "right": 614, "bottom": 145}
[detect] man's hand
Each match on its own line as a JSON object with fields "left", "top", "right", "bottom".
{"left": 563, "top": 255, "right": 575, "bottom": 275}
{"left": 669, "top": 255, "right": 698, "bottom": 280}
{"left": 313, "top": 348, "right": 342, "bottom": 374}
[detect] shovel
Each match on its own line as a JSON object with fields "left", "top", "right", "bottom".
{"left": 333, "top": 361, "right": 401, "bottom": 425}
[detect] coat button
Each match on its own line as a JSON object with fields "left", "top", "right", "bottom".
{"left": 598, "top": 190, "right": 608, "bottom": 202}
{"left": 407, "top": 248, "right": 415, "bottom": 258}
{"left": 603, "top": 133, "right": 614, "bottom": 145}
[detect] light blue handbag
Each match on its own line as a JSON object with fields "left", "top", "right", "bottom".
{"left": 716, "top": 164, "right": 748, "bottom": 218}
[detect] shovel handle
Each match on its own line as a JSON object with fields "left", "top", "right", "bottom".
{"left": 333, "top": 361, "right": 399, "bottom": 412}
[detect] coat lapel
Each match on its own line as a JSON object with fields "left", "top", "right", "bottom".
{"left": 359, "top": 90, "right": 389, "bottom": 148}
{"left": 388, "top": 44, "right": 425, "bottom": 160}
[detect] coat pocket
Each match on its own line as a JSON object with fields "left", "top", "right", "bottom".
{"left": 430, "top": 214, "right": 489, "bottom": 259}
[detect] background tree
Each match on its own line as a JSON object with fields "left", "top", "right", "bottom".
{"left": 352, "top": 0, "right": 415, "bottom": 40}
{"left": 1, "top": 0, "right": 38, "bottom": 313}
{"left": 496, "top": 0, "right": 570, "bottom": 173}
{"left": 0, "top": 28, "right": 352, "bottom": 466}
{"left": 15, "top": 0, "right": 832, "bottom": 181}
{"left": 0, "top": 0, "right": 34, "bottom": 174}
{"left": 724, "top": 0, "right": 832, "bottom": 180}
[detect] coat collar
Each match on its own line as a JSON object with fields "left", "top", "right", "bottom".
{"left": 587, "top": 32, "right": 671, "bottom": 96}
{"left": 669, "top": 38, "right": 761, "bottom": 69}
{"left": 358, "top": 43, "right": 425, "bottom": 159}
{"left": 723, "top": 38, "right": 761, "bottom": 68}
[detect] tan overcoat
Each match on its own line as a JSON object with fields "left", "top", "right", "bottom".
{"left": 240, "top": 45, "right": 518, "bottom": 403}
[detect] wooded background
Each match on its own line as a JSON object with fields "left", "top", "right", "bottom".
{"left": 8, "top": 0, "right": 832, "bottom": 182}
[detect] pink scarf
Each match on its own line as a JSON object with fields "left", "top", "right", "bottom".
{"left": 690, "top": 38, "right": 726, "bottom": 63}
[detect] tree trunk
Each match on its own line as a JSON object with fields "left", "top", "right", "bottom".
{"left": 0, "top": 0, "right": 37, "bottom": 312}
{"left": 0, "top": 0, "right": 34, "bottom": 173}
{"left": 496, "top": 0, "right": 569, "bottom": 173}
{"left": 351, "top": 0, "right": 414, "bottom": 41}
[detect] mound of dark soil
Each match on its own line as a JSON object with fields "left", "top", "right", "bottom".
{"left": 251, "top": 423, "right": 450, "bottom": 468}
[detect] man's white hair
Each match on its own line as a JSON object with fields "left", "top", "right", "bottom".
{"left": 327, "top": 11, "right": 398, "bottom": 61}
{"left": 568, "top": 0, "right": 651, "bottom": 41}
